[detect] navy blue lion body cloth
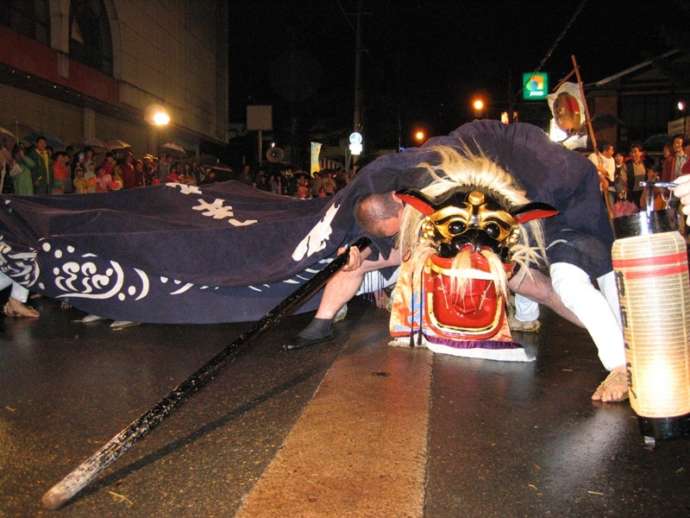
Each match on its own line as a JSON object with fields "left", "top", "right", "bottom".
{"left": 0, "top": 121, "right": 611, "bottom": 323}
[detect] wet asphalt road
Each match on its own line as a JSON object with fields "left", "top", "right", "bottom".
{"left": 1, "top": 296, "right": 689, "bottom": 517}
{"left": 426, "top": 317, "right": 690, "bottom": 517}
{"left": 1, "top": 297, "right": 345, "bottom": 517}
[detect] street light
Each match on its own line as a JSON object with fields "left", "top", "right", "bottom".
{"left": 146, "top": 104, "right": 171, "bottom": 127}
{"left": 414, "top": 129, "right": 426, "bottom": 143}
{"left": 152, "top": 110, "right": 170, "bottom": 127}
{"left": 471, "top": 96, "right": 486, "bottom": 119}
{"left": 146, "top": 104, "right": 171, "bottom": 155}
{"left": 679, "top": 100, "right": 687, "bottom": 137}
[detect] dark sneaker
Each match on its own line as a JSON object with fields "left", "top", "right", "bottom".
{"left": 282, "top": 331, "right": 334, "bottom": 351}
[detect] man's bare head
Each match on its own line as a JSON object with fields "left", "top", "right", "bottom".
{"left": 355, "top": 192, "right": 403, "bottom": 237}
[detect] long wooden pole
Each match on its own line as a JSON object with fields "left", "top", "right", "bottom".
{"left": 571, "top": 55, "right": 614, "bottom": 219}
{"left": 571, "top": 55, "right": 597, "bottom": 151}
{"left": 552, "top": 68, "right": 576, "bottom": 94}
{"left": 41, "top": 237, "right": 371, "bottom": 509}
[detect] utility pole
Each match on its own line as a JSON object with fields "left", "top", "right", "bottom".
{"left": 346, "top": 0, "right": 364, "bottom": 173}
{"left": 507, "top": 68, "right": 514, "bottom": 123}
{"left": 353, "top": 0, "right": 363, "bottom": 133}
{"left": 396, "top": 49, "right": 402, "bottom": 150}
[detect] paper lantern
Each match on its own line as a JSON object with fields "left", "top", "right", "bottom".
{"left": 612, "top": 210, "right": 690, "bottom": 443}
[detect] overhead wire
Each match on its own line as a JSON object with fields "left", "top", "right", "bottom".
{"left": 513, "top": 0, "right": 589, "bottom": 101}
{"left": 335, "top": 0, "right": 355, "bottom": 31}
{"left": 534, "top": 0, "right": 589, "bottom": 72}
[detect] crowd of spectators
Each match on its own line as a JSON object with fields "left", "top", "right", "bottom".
{"left": 246, "top": 164, "right": 354, "bottom": 199}
{"left": 0, "top": 135, "right": 219, "bottom": 197}
{"left": 0, "top": 135, "right": 356, "bottom": 201}
{"left": 589, "top": 135, "right": 690, "bottom": 219}
{"left": 251, "top": 167, "right": 352, "bottom": 199}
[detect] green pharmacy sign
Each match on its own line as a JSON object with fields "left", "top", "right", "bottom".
{"left": 522, "top": 72, "right": 549, "bottom": 100}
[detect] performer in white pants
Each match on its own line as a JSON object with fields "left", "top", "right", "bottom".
{"left": 286, "top": 121, "right": 629, "bottom": 403}
{"left": 287, "top": 193, "right": 628, "bottom": 403}
{"left": 514, "top": 264, "right": 625, "bottom": 374}
{"left": 0, "top": 271, "right": 39, "bottom": 318}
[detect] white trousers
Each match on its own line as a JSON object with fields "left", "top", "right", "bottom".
{"left": 514, "top": 293, "right": 539, "bottom": 322}
{"left": 0, "top": 272, "right": 29, "bottom": 303}
{"left": 514, "top": 262, "right": 626, "bottom": 371}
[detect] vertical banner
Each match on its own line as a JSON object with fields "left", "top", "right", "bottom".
{"left": 310, "top": 142, "right": 322, "bottom": 176}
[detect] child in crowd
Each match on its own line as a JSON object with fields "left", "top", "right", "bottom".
{"left": 296, "top": 174, "right": 311, "bottom": 199}
{"left": 96, "top": 153, "right": 116, "bottom": 192}
{"left": 165, "top": 163, "right": 181, "bottom": 183}
{"left": 51, "top": 152, "right": 71, "bottom": 194}
{"left": 73, "top": 165, "right": 98, "bottom": 193}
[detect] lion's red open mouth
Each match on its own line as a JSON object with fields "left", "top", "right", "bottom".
{"left": 424, "top": 247, "right": 512, "bottom": 339}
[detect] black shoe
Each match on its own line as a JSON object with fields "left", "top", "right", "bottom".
{"left": 282, "top": 332, "right": 334, "bottom": 351}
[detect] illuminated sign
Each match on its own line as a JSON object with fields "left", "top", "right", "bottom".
{"left": 522, "top": 72, "right": 549, "bottom": 101}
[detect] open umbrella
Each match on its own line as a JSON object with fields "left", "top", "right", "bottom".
{"left": 160, "top": 142, "right": 187, "bottom": 156}
{"left": 13, "top": 122, "right": 35, "bottom": 138}
{"left": 106, "top": 139, "right": 132, "bottom": 151}
{"left": 69, "top": 138, "right": 108, "bottom": 152}
{"left": 81, "top": 137, "right": 107, "bottom": 151}
{"left": 643, "top": 134, "right": 671, "bottom": 153}
{"left": 0, "top": 126, "right": 17, "bottom": 142}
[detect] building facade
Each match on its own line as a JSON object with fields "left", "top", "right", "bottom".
{"left": 587, "top": 49, "right": 690, "bottom": 151}
{"left": 0, "top": 0, "right": 228, "bottom": 156}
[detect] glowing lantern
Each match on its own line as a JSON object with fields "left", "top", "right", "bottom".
{"left": 612, "top": 211, "right": 690, "bottom": 443}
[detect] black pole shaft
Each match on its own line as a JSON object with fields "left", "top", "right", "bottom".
{"left": 41, "top": 237, "right": 371, "bottom": 510}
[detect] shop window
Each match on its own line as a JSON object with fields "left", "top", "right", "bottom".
{"left": 70, "top": 0, "right": 113, "bottom": 75}
{"left": 0, "top": 0, "right": 50, "bottom": 45}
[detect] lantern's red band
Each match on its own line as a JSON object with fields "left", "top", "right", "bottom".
{"left": 612, "top": 251, "right": 687, "bottom": 269}
{"left": 623, "top": 264, "right": 689, "bottom": 279}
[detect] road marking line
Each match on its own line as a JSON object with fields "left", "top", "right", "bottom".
{"left": 237, "top": 342, "right": 432, "bottom": 517}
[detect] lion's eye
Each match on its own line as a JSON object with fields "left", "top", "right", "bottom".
{"left": 484, "top": 222, "right": 501, "bottom": 239}
{"left": 448, "top": 220, "right": 466, "bottom": 235}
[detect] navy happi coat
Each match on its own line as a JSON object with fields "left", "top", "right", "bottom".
{"left": 0, "top": 121, "right": 611, "bottom": 323}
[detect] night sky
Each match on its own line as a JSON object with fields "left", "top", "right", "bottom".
{"left": 229, "top": 0, "right": 686, "bottom": 149}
